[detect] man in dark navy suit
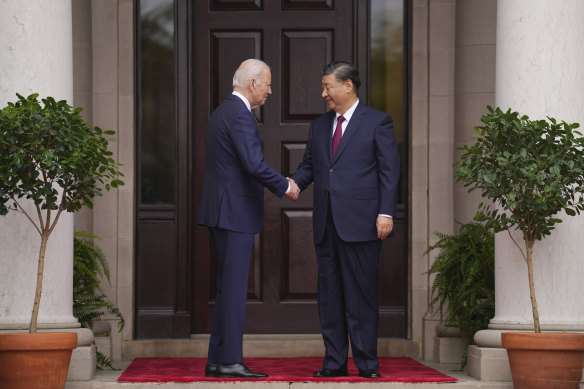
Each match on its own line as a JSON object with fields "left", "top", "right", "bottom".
{"left": 291, "top": 61, "right": 400, "bottom": 379}
{"left": 197, "top": 59, "right": 299, "bottom": 378}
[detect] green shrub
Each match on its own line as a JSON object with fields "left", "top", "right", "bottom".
{"left": 73, "top": 230, "right": 124, "bottom": 370}
{"left": 0, "top": 93, "right": 124, "bottom": 333}
{"left": 425, "top": 222, "right": 495, "bottom": 367}
{"left": 455, "top": 106, "right": 584, "bottom": 332}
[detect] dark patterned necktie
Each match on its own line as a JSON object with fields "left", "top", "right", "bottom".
{"left": 332, "top": 115, "right": 345, "bottom": 157}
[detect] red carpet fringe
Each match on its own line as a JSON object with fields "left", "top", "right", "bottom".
{"left": 118, "top": 356, "right": 458, "bottom": 383}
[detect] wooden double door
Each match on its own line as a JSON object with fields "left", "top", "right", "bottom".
{"left": 135, "top": 0, "right": 407, "bottom": 339}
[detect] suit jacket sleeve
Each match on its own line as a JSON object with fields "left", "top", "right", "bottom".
{"left": 375, "top": 114, "right": 400, "bottom": 217}
{"left": 229, "top": 109, "right": 289, "bottom": 197}
{"left": 291, "top": 122, "right": 315, "bottom": 190}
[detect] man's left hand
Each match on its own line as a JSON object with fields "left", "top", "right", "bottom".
{"left": 376, "top": 216, "right": 393, "bottom": 240}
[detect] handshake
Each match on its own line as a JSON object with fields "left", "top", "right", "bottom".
{"left": 285, "top": 177, "right": 300, "bottom": 201}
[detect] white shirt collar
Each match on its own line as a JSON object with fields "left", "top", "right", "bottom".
{"left": 335, "top": 98, "right": 359, "bottom": 122}
{"left": 232, "top": 91, "right": 251, "bottom": 112}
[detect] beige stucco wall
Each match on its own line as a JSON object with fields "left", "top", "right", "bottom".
{"left": 453, "top": 0, "right": 496, "bottom": 224}
{"left": 415, "top": 0, "right": 497, "bottom": 361}
{"left": 410, "top": 0, "right": 431, "bottom": 355}
{"left": 72, "top": 0, "right": 134, "bottom": 362}
{"left": 71, "top": 0, "right": 498, "bottom": 362}
{"left": 414, "top": 0, "right": 456, "bottom": 360}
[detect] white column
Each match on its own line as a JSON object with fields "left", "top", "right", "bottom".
{"left": 490, "top": 0, "right": 584, "bottom": 333}
{"left": 0, "top": 0, "right": 78, "bottom": 330}
{"left": 467, "top": 2, "right": 584, "bottom": 381}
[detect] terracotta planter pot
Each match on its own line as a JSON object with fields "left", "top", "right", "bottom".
{"left": 0, "top": 332, "right": 78, "bottom": 389}
{"left": 502, "top": 332, "right": 584, "bottom": 389}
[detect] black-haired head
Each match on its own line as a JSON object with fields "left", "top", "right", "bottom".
{"left": 322, "top": 61, "right": 361, "bottom": 90}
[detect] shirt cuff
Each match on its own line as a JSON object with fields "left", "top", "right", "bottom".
{"left": 378, "top": 214, "right": 393, "bottom": 219}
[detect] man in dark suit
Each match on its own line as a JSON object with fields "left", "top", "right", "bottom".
{"left": 197, "top": 59, "right": 299, "bottom": 378}
{"left": 291, "top": 61, "right": 400, "bottom": 379}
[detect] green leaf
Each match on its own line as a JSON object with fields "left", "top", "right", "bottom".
{"left": 0, "top": 93, "right": 125, "bottom": 221}
{"left": 454, "top": 105, "right": 584, "bottom": 244}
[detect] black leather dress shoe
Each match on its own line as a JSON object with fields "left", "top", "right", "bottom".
{"left": 313, "top": 367, "right": 349, "bottom": 377}
{"left": 204, "top": 363, "right": 217, "bottom": 377}
{"left": 359, "top": 369, "right": 381, "bottom": 379}
{"left": 215, "top": 363, "right": 268, "bottom": 378}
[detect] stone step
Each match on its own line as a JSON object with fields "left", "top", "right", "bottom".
{"left": 123, "top": 335, "right": 421, "bottom": 359}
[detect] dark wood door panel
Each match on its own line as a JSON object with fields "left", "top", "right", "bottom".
{"left": 210, "top": 32, "right": 262, "bottom": 113}
{"left": 210, "top": 0, "right": 262, "bottom": 11}
{"left": 281, "top": 210, "right": 318, "bottom": 300}
{"left": 283, "top": 0, "right": 333, "bottom": 10}
{"left": 378, "top": 215, "right": 407, "bottom": 336}
{"left": 245, "top": 303, "right": 321, "bottom": 333}
{"left": 282, "top": 31, "right": 332, "bottom": 121}
{"left": 135, "top": 216, "right": 188, "bottom": 338}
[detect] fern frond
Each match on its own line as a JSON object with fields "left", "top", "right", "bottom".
{"left": 425, "top": 221, "right": 495, "bottom": 368}
{"left": 73, "top": 230, "right": 125, "bottom": 370}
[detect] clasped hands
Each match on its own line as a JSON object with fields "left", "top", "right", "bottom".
{"left": 285, "top": 177, "right": 300, "bottom": 200}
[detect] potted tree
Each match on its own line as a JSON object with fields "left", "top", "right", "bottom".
{"left": 455, "top": 106, "right": 584, "bottom": 388}
{"left": 0, "top": 93, "right": 124, "bottom": 389}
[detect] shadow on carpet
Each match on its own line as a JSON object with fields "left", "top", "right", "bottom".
{"left": 118, "top": 356, "right": 458, "bottom": 383}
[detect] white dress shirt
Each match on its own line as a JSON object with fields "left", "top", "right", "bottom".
{"left": 232, "top": 91, "right": 251, "bottom": 111}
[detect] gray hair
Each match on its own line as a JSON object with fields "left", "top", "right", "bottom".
{"left": 232, "top": 59, "right": 270, "bottom": 88}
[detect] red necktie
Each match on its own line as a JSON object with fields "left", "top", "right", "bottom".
{"left": 332, "top": 115, "right": 345, "bottom": 157}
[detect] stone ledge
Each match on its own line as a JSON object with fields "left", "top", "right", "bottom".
{"left": 123, "top": 335, "right": 421, "bottom": 360}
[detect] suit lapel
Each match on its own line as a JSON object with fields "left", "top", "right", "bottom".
{"left": 319, "top": 111, "right": 335, "bottom": 163}
{"left": 331, "top": 103, "right": 366, "bottom": 163}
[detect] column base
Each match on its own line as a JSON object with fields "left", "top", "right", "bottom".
{"left": 467, "top": 329, "right": 512, "bottom": 381}
{"left": 467, "top": 345, "right": 512, "bottom": 381}
{"left": 68, "top": 345, "right": 96, "bottom": 381}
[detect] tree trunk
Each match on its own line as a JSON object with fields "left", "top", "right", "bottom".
{"left": 29, "top": 230, "right": 50, "bottom": 334}
{"left": 525, "top": 243, "right": 541, "bottom": 333}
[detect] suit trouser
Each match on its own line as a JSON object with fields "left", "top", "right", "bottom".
{"left": 315, "top": 203, "right": 382, "bottom": 371}
{"left": 207, "top": 226, "right": 254, "bottom": 365}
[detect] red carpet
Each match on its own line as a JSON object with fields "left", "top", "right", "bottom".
{"left": 118, "top": 357, "right": 458, "bottom": 383}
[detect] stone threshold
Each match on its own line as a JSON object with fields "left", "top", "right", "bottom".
{"left": 123, "top": 335, "right": 421, "bottom": 359}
